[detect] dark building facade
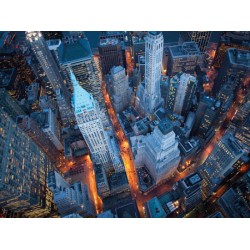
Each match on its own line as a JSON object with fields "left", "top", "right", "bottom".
{"left": 213, "top": 31, "right": 250, "bottom": 68}
{"left": 191, "top": 94, "right": 220, "bottom": 142}
{"left": 98, "top": 38, "right": 125, "bottom": 76}
{"left": 179, "top": 31, "right": 212, "bottom": 54}
{"left": 0, "top": 108, "right": 57, "bottom": 217}
{"left": 213, "top": 48, "right": 250, "bottom": 96}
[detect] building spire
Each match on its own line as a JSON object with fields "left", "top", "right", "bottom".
{"left": 69, "top": 67, "right": 79, "bottom": 88}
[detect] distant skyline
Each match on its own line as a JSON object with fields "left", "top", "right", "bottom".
{"left": 85, "top": 31, "right": 222, "bottom": 48}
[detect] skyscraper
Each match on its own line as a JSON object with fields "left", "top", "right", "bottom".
{"left": 30, "top": 108, "right": 63, "bottom": 151}
{"left": 0, "top": 88, "right": 26, "bottom": 120}
{"left": 191, "top": 95, "right": 220, "bottom": 142}
{"left": 17, "top": 114, "right": 61, "bottom": 163}
{"left": 199, "top": 133, "right": 244, "bottom": 199}
{"left": 213, "top": 48, "right": 250, "bottom": 96}
{"left": 135, "top": 32, "right": 164, "bottom": 116}
{"left": 132, "top": 35, "right": 146, "bottom": 68}
{"left": 166, "top": 72, "right": 197, "bottom": 117}
{"left": 0, "top": 108, "right": 56, "bottom": 217}
{"left": 131, "top": 118, "right": 181, "bottom": 184}
{"left": 71, "top": 69, "right": 122, "bottom": 173}
{"left": 0, "top": 88, "right": 61, "bottom": 163}
{"left": 167, "top": 42, "right": 201, "bottom": 76}
{"left": 98, "top": 38, "right": 125, "bottom": 76}
{"left": 213, "top": 31, "right": 250, "bottom": 68}
{"left": 26, "top": 31, "right": 75, "bottom": 127}
{"left": 229, "top": 100, "right": 250, "bottom": 151}
{"left": 179, "top": 32, "right": 212, "bottom": 54}
{"left": 177, "top": 172, "right": 203, "bottom": 211}
{"left": 58, "top": 36, "right": 105, "bottom": 109}
{"left": 109, "top": 66, "right": 131, "bottom": 113}
{"left": 47, "top": 171, "right": 94, "bottom": 217}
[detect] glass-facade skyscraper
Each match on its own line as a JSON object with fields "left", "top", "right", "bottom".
{"left": 0, "top": 108, "right": 56, "bottom": 217}
{"left": 179, "top": 31, "right": 212, "bottom": 54}
{"left": 26, "top": 31, "right": 75, "bottom": 127}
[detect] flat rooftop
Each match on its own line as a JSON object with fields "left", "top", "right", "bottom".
{"left": 147, "top": 197, "right": 166, "bottom": 218}
{"left": 58, "top": 38, "right": 92, "bottom": 64}
{"left": 179, "top": 135, "right": 194, "bottom": 153}
{"left": 139, "top": 55, "right": 145, "bottom": 64}
{"left": 149, "top": 31, "right": 161, "bottom": 36}
{"left": 108, "top": 172, "right": 128, "bottom": 191}
{"left": 169, "top": 42, "right": 201, "bottom": 57}
{"left": 158, "top": 118, "right": 173, "bottom": 135}
{"left": 111, "top": 65, "right": 124, "bottom": 75}
{"left": 115, "top": 201, "right": 139, "bottom": 218}
{"left": 95, "top": 164, "right": 106, "bottom": 184}
{"left": 99, "top": 38, "right": 119, "bottom": 46}
{"left": 221, "top": 133, "right": 243, "bottom": 155}
{"left": 46, "top": 39, "right": 61, "bottom": 46}
{"left": 30, "top": 111, "right": 50, "bottom": 129}
{"left": 228, "top": 48, "right": 250, "bottom": 68}
{"left": 132, "top": 36, "right": 145, "bottom": 44}
{"left": 155, "top": 109, "right": 166, "bottom": 121}
{"left": 186, "top": 173, "right": 202, "bottom": 186}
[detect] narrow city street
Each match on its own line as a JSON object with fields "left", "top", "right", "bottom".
{"left": 100, "top": 73, "right": 249, "bottom": 217}
{"left": 125, "top": 47, "right": 134, "bottom": 76}
{"left": 57, "top": 154, "right": 103, "bottom": 215}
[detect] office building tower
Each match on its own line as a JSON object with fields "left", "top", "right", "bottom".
{"left": 213, "top": 31, "right": 250, "bottom": 68}
{"left": 132, "top": 35, "right": 145, "bottom": 67}
{"left": 230, "top": 100, "right": 250, "bottom": 151}
{"left": 0, "top": 88, "right": 60, "bottom": 163}
{"left": 131, "top": 118, "right": 181, "bottom": 184}
{"left": 135, "top": 32, "right": 164, "bottom": 116}
{"left": 213, "top": 48, "right": 250, "bottom": 96}
{"left": 0, "top": 88, "right": 26, "bottom": 120}
{"left": 98, "top": 38, "right": 125, "bottom": 76}
{"left": 138, "top": 55, "right": 145, "bottom": 80}
{"left": 17, "top": 115, "right": 61, "bottom": 163}
{"left": 71, "top": 70, "right": 122, "bottom": 172}
{"left": 177, "top": 172, "right": 203, "bottom": 211}
{"left": 0, "top": 68, "right": 27, "bottom": 101}
{"left": 47, "top": 171, "right": 94, "bottom": 217}
{"left": 191, "top": 94, "right": 220, "bottom": 142}
{"left": 178, "top": 135, "right": 200, "bottom": 169}
{"left": 58, "top": 37, "right": 105, "bottom": 109}
{"left": 26, "top": 31, "right": 75, "bottom": 127}
{"left": 218, "top": 187, "right": 250, "bottom": 218}
{"left": 39, "top": 94, "right": 59, "bottom": 117}
{"left": 100, "top": 31, "right": 125, "bottom": 42}
{"left": 30, "top": 108, "right": 63, "bottom": 151}
{"left": 109, "top": 66, "right": 131, "bottom": 113}
{"left": 199, "top": 133, "right": 244, "bottom": 199}
{"left": 167, "top": 42, "right": 201, "bottom": 77}
{"left": 217, "top": 171, "right": 250, "bottom": 218}
{"left": 0, "top": 108, "right": 57, "bottom": 217}
{"left": 61, "top": 31, "right": 85, "bottom": 44}
{"left": 166, "top": 72, "right": 197, "bottom": 117}
{"left": 179, "top": 32, "right": 212, "bottom": 54}
{"left": 162, "top": 42, "right": 179, "bottom": 75}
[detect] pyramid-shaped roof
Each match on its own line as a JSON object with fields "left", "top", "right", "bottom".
{"left": 70, "top": 69, "right": 94, "bottom": 114}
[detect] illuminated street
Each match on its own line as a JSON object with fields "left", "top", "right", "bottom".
{"left": 100, "top": 65, "right": 249, "bottom": 217}
{"left": 125, "top": 47, "right": 134, "bottom": 76}
{"left": 57, "top": 155, "right": 103, "bottom": 215}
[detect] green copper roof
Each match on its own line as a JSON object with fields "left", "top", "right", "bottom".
{"left": 158, "top": 118, "right": 173, "bottom": 135}
{"left": 58, "top": 38, "right": 92, "bottom": 64}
